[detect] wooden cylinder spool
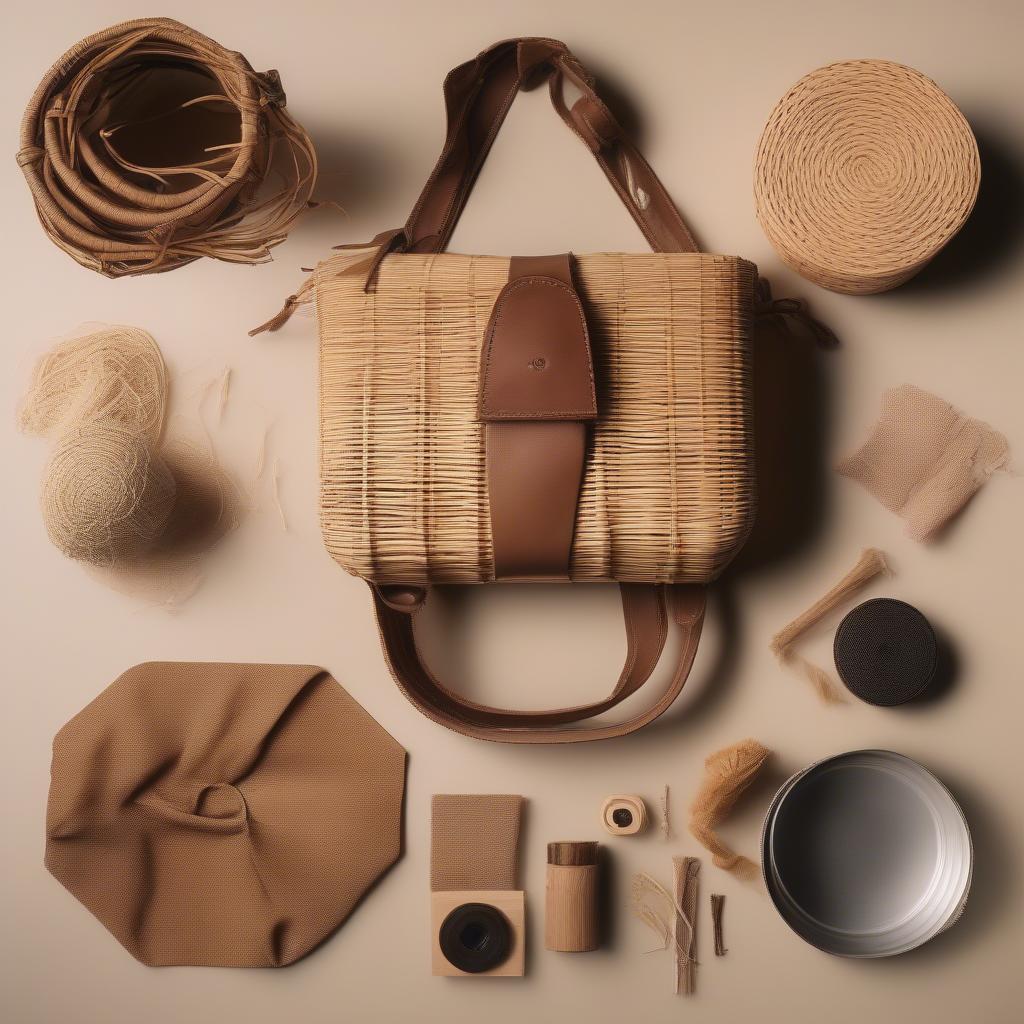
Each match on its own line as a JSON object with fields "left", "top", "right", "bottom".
{"left": 544, "top": 841, "right": 600, "bottom": 952}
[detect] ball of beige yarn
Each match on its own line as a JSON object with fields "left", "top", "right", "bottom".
{"left": 754, "top": 59, "right": 980, "bottom": 294}
{"left": 41, "top": 425, "right": 177, "bottom": 566}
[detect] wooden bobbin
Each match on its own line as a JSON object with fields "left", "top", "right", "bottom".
{"left": 544, "top": 841, "right": 601, "bottom": 952}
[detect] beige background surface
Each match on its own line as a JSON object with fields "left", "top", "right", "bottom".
{"left": 2, "top": 1, "right": 1022, "bottom": 1021}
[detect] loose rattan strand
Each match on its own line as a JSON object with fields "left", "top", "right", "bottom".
{"left": 754, "top": 59, "right": 979, "bottom": 294}
{"left": 17, "top": 17, "right": 315, "bottom": 277}
{"left": 318, "top": 250, "right": 756, "bottom": 585}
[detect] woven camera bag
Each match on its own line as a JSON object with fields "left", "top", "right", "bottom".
{"left": 315, "top": 38, "right": 757, "bottom": 743}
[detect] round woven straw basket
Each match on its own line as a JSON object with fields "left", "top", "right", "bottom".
{"left": 754, "top": 59, "right": 980, "bottom": 294}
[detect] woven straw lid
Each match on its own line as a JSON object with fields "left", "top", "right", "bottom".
{"left": 754, "top": 59, "right": 980, "bottom": 294}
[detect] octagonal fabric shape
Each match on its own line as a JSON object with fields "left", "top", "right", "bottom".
{"left": 45, "top": 663, "right": 406, "bottom": 967}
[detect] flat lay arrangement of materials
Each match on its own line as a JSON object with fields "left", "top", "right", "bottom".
{"left": 14, "top": 13, "right": 1011, "bottom": 1005}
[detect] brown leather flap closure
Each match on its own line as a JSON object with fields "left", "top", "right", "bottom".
{"left": 479, "top": 260, "right": 597, "bottom": 421}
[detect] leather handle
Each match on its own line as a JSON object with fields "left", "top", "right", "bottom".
{"left": 372, "top": 582, "right": 705, "bottom": 744}
{"left": 401, "top": 37, "right": 700, "bottom": 257}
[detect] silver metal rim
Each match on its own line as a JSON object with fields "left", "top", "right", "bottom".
{"left": 761, "top": 749, "right": 973, "bottom": 958}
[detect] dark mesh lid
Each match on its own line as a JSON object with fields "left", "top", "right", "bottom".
{"left": 833, "top": 598, "right": 937, "bottom": 706}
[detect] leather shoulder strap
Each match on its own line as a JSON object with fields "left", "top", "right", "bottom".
{"left": 402, "top": 37, "right": 700, "bottom": 256}
{"left": 372, "top": 583, "right": 706, "bottom": 744}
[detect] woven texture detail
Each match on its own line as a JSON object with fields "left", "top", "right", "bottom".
{"left": 430, "top": 794, "right": 523, "bottom": 891}
{"left": 319, "top": 251, "right": 757, "bottom": 584}
{"left": 45, "top": 662, "right": 406, "bottom": 967}
{"left": 755, "top": 59, "right": 979, "bottom": 294}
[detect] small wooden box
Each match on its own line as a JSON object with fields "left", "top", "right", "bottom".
{"left": 430, "top": 890, "right": 525, "bottom": 977}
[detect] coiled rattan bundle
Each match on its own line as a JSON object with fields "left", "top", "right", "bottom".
{"left": 754, "top": 59, "right": 980, "bottom": 294}
{"left": 17, "top": 17, "right": 315, "bottom": 277}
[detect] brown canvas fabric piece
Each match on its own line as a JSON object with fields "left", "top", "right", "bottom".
{"left": 430, "top": 794, "right": 524, "bottom": 891}
{"left": 46, "top": 662, "right": 407, "bottom": 967}
{"left": 838, "top": 385, "right": 1010, "bottom": 541}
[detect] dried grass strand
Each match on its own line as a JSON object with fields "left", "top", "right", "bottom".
{"left": 770, "top": 548, "right": 890, "bottom": 701}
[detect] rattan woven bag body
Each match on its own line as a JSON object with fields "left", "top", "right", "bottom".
{"left": 316, "top": 39, "right": 757, "bottom": 743}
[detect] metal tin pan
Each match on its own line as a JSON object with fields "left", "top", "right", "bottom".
{"left": 762, "top": 750, "right": 972, "bottom": 957}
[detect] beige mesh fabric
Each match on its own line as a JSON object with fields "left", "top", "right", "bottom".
{"left": 46, "top": 663, "right": 407, "bottom": 967}
{"left": 317, "top": 250, "right": 757, "bottom": 585}
{"left": 689, "top": 739, "right": 771, "bottom": 879}
{"left": 21, "top": 326, "right": 239, "bottom": 598}
{"left": 18, "top": 325, "right": 167, "bottom": 440}
{"left": 770, "top": 548, "right": 890, "bottom": 702}
{"left": 430, "top": 794, "right": 524, "bottom": 891}
{"left": 17, "top": 18, "right": 315, "bottom": 277}
{"left": 838, "top": 385, "right": 1010, "bottom": 541}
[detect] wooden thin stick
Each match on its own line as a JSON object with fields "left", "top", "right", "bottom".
{"left": 711, "top": 893, "right": 727, "bottom": 956}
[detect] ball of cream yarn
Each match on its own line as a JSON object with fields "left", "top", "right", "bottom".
{"left": 754, "top": 59, "right": 980, "bottom": 294}
{"left": 40, "top": 425, "right": 176, "bottom": 566}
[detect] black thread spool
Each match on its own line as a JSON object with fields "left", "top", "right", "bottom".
{"left": 833, "top": 598, "right": 938, "bottom": 706}
{"left": 439, "top": 903, "right": 512, "bottom": 973}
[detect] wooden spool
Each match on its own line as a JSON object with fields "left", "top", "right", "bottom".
{"left": 545, "top": 841, "right": 600, "bottom": 952}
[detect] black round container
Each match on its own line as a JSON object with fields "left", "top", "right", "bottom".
{"left": 833, "top": 598, "right": 937, "bottom": 706}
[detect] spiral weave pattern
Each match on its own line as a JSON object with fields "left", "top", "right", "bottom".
{"left": 755, "top": 59, "right": 980, "bottom": 294}
{"left": 17, "top": 17, "right": 315, "bottom": 277}
{"left": 42, "top": 425, "right": 176, "bottom": 565}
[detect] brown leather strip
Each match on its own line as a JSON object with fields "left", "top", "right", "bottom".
{"left": 374, "top": 583, "right": 665, "bottom": 725}
{"left": 370, "top": 582, "right": 705, "bottom": 744}
{"left": 479, "top": 257, "right": 596, "bottom": 421}
{"left": 481, "top": 254, "right": 594, "bottom": 579}
{"left": 401, "top": 38, "right": 699, "bottom": 259}
{"left": 485, "top": 421, "right": 585, "bottom": 579}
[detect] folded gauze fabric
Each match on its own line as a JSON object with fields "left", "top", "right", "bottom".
{"left": 45, "top": 662, "right": 407, "bottom": 967}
